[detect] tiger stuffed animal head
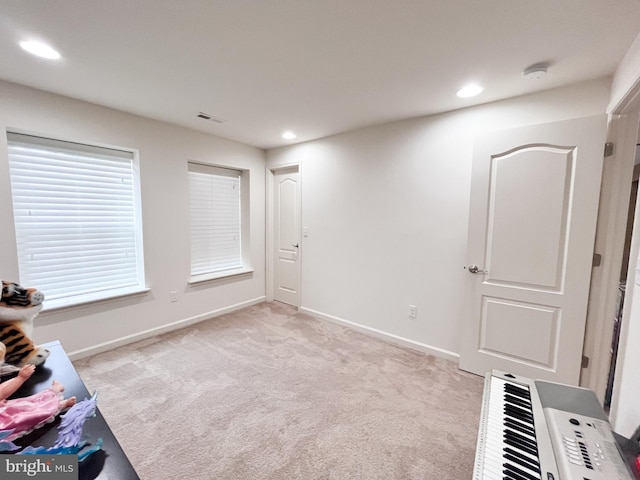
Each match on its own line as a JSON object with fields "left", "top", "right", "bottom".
{"left": 0, "top": 280, "right": 50, "bottom": 370}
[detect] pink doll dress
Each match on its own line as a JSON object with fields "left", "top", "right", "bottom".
{"left": 0, "top": 388, "right": 63, "bottom": 441}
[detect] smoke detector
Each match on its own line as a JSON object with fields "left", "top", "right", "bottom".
{"left": 522, "top": 63, "right": 548, "bottom": 80}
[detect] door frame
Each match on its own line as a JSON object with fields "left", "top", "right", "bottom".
{"left": 582, "top": 81, "right": 640, "bottom": 402}
{"left": 266, "top": 163, "right": 302, "bottom": 306}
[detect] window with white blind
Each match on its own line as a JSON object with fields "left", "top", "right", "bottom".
{"left": 6, "top": 132, "right": 146, "bottom": 309}
{"left": 188, "top": 162, "right": 250, "bottom": 280}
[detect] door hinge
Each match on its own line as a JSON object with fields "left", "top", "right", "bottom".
{"left": 593, "top": 253, "right": 602, "bottom": 267}
{"left": 582, "top": 355, "right": 590, "bottom": 368}
{"left": 604, "top": 142, "right": 614, "bottom": 157}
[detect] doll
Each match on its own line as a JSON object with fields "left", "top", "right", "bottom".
{"left": 0, "top": 280, "right": 51, "bottom": 370}
{"left": 0, "top": 343, "right": 76, "bottom": 442}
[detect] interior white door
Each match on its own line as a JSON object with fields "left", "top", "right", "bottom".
{"left": 459, "top": 115, "right": 607, "bottom": 385}
{"left": 273, "top": 167, "right": 301, "bottom": 306}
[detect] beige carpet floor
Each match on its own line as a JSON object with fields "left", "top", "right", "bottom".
{"left": 73, "top": 302, "right": 484, "bottom": 479}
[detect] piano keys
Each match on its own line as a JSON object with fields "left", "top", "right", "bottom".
{"left": 475, "top": 374, "right": 559, "bottom": 480}
{"left": 473, "top": 371, "right": 634, "bottom": 480}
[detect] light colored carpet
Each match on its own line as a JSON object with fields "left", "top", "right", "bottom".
{"left": 73, "top": 302, "right": 484, "bottom": 479}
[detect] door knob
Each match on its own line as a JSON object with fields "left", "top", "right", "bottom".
{"left": 292, "top": 243, "right": 299, "bottom": 248}
{"left": 468, "top": 264, "right": 488, "bottom": 274}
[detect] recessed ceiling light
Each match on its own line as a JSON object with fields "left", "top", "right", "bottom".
{"left": 19, "top": 40, "right": 61, "bottom": 60}
{"left": 456, "top": 84, "right": 484, "bottom": 98}
{"left": 282, "top": 131, "right": 296, "bottom": 140}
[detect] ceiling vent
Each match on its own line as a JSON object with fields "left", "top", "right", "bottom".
{"left": 197, "top": 112, "right": 226, "bottom": 124}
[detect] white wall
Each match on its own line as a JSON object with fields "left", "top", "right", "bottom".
{"left": 0, "top": 80, "right": 267, "bottom": 358}
{"left": 0, "top": 77, "right": 613, "bottom": 367}
{"left": 268, "top": 79, "right": 610, "bottom": 359}
{"left": 608, "top": 31, "right": 640, "bottom": 113}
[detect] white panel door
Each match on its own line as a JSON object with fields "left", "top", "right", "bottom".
{"left": 273, "top": 167, "right": 301, "bottom": 306}
{"left": 459, "top": 115, "right": 606, "bottom": 385}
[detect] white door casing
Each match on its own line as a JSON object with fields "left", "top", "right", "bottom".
{"left": 581, "top": 112, "right": 638, "bottom": 400}
{"left": 459, "top": 115, "right": 607, "bottom": 385}
{"left": 273, "top": 167, "right": 301, "bottom": 306}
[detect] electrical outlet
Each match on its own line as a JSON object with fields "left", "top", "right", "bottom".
{"left": 408, "top": 305, "right": 417, "bottom": 318}
{"left": 170, "top": 291, "right": 177, "bottom": 303}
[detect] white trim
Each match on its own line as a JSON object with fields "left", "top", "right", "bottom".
{"left": 188, "top": 267, "right": 254, "bottom": 284}
{"left": 587, "top": 35, "right": 640, "bottom": 422}
{"left": 582, "top": 30, "right": 640, "bottom": 403}
{"left": 580, "top": 35, "right": 640, "bottom": 431}
{"left": 606, "top": 116, "right": 640, "bottom": 430}
{"left": 581, "top": 113, "right": 639, "bottom": 399}
{"left": 42, "top": 287, "right": 151, "bottom": 313}
{"left": 300, "top": 306, "right": 459, "bottom": 363}
{"left": 66, "top": 296, "right": 265, "bottom": 361}
{"left": 266, "top": 166, "right": 275, "bottom": 302}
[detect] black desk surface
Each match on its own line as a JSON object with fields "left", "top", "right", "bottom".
{"left": 7, "top": 341, "right": 140, "bottom": 480}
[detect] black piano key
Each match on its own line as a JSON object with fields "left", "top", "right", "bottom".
{"left": 504, "top": 438, "right": 538, "bottom": 459}
{"left": 505, "top": 393, "right": 532, "bottom": 409}
{"left": 505, "top": 404, "right": 534, "bottom": 423}
{"left": 504, "top": 455, "right": 539, "bottom": 476}
{"left": 504, "top": 399, "right": 533, "bottom": 414}
{"left": 504, "top": 383, "right": 530, "bottom": 399}
{"left": 504, "top": 433, "right": 538, "bottom": 457}
{"left": 504, "top": 390, "right": 532, "bottom": 405}
{"left": 504, "top": 398, "right": 531, "bottom": 413}
{"left": 505, "top": 402, "right": 533, "bottom": 418}
{"left": 505, "top": 428, "right": 537, "bottom": 446}
{"left": 504, "top": 448, "right": 541, "bottom": 473}
{"left": 503, "top": 465, "right": 535, "bottom": 480}
{"left": 505, "top": 445, "right": 539, "bottom": 467}
{"left": 505, "top": 412, "right": 534, "bottom": 431}
{"left": 504, "top": 381, "right": 530, "bottom": 393}
{"left": 505, "top": 418, "right": 535, "bottom": 437}
{"left": 505, "top": 429, "right": 538, "bottom": 453}
{"left": 503, "top": 469, "right": 529, "bottom": 480}
{"left": 503, "top": 463, "right": 539, "bottom": 480}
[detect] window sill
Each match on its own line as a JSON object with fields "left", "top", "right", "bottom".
{"left": 42, "top": 287, "right": 151, "bottom": 313}
{"left": 189, "top": 267, "right": 254, "bottom": 285}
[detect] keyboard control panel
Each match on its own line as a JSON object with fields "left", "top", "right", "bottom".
{"left": 544, "top": 408, "right": 634, "bottom": 480}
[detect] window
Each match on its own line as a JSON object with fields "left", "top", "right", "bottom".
{"left": 188, "top": 162, "right": 250, "bottom": 280}
{"left": 6, "top": 132, "right": 145, "bottom": 309}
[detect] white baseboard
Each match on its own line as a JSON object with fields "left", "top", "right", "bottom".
{"left": 67, "top": 296, "right": 266, "bottom": 361}
{"left": 300, "top": 307, "right": 459, "bottom": 363}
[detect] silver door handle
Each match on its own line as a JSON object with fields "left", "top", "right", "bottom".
{"left": 292, "top": 243, "right": 299, "bottom": 248}
{"left": 468, "top": 264, "right": 488, "bottom": 274}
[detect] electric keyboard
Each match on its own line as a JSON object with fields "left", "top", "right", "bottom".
{"left": 473, "top": 370, "right": 634, "bottom": 480}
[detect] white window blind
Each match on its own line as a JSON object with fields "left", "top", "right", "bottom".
{"left": 189, "top": 162, "right": 242, "bottom": 276}
{"left": 6, "top": 132, "right": 145, "bottom": 307}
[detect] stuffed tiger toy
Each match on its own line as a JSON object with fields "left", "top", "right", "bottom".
{"left": 0, "top": 280, "right": 50, "bottom": 373}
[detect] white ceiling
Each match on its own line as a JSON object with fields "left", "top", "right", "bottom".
{"left": 1, "top": 1, "right": 639, "bottom": 150}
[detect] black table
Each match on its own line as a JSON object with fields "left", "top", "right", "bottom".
{"left": 7, "top": 341, "right": 140, "bottom": 480}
